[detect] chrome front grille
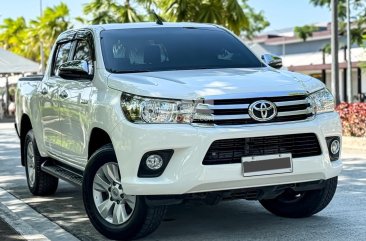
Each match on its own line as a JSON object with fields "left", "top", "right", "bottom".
{"left": 193, "top": 95, "right": 314, "bottom": 126}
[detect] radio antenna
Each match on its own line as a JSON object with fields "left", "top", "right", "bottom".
{"left": 152, "top": 10, "right": 164, "bottom": 25}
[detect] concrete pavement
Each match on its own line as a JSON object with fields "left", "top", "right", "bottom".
{"left": 0, "top": 122, "right": 366, "bottom": 241}
{"left": 0, "top": 218, "right": 25, "bottom": 241}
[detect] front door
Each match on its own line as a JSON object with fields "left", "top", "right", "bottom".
{"left": 40, "top": 41, "right": 72, "bottom": 157}
{"left": 58, "top": 34, "right": 94, "bottom": 168}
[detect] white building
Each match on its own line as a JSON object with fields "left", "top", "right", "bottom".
{"left": 246, "top": 23, "right": 366, "bottom": 102}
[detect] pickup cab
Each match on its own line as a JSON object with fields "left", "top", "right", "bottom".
{"left": 15, "top": 22, "right": 342, "bottom": 240}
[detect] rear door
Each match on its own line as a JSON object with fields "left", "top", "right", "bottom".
{"left": 39, "top": 40, "right": 72, "bottom": 157}
{"left": 58, "top": 30, "right": 95, "bottom": 168}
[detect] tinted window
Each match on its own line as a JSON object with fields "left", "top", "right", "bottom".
{"left": 74, "top": 40, "right": 92, "bottom": 61}
{"left": 73, "top": 39, "right": 94, "bottom": 76}
{"left": 100, "top": 27, "right": 262, "bottom": 73}
{"left": 53, "top": 42, "right": 72, "bottom": 75}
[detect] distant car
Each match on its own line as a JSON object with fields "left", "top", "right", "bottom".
{"left": 15, "top": 22, "right": 342, "bottom": 240}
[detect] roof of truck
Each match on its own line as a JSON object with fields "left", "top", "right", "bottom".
{"left": 87, "top": 22, "right": 218, "bottom": 31}
{"left": 56, "top": 22, "right": 222, "bottom": 44}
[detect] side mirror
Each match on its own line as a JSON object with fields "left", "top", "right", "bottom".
{"left": 261, "top": 54, "right": 282, "bottom": 69}
{"left": 57, "top": 60, "right": 93, "bottom": 80}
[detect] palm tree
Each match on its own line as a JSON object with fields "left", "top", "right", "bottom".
{"left": 27, "top": 3, "right": 71, "bottom": 62}
{"left": 158, "top": 0, "right": 196, "bottom": 22}
{"left": 77, "top": 0, "right": 268, "bottom": 37}
{"left": 82, "top": 0, "right": 119, "bottom": 24}
{"left": 156, "top": 0, "right": 252, "bottom": 35}
{"left": 116, "top": 0, "right": 143, "bottom": 23}
{"left": 224, "top": 0, "right": 249, "bottom": 35}
{"left": 0, "top": 4, "right": 70, "bottom": 62}
{"left": 80, "top": 0, "right": 142, "bottom": 24}
{"left": 0, "top": 17, "right": 27, "bottom": 55}
{"left": 294, "top": 25, "right": 319, "bottom": 42}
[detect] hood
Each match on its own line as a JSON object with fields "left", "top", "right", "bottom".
{"left": 107, "top": 67, "right": 325, "bottom": 100}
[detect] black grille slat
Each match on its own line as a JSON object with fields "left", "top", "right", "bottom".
{"left": 213, "top": 95, "right": 307, "bottom": 105}
{"left": 203, "top": 133, "right": 322, "bottom": 165}
{"left": 277, "top": 104, "right": 310, "bottom": 112}
{"left": 213, "top": 109, "right": 249, "bottom": 115}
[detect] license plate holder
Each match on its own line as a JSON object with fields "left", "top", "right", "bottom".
{"left": 242, "top": 153, "right": 293, "bottom": 177}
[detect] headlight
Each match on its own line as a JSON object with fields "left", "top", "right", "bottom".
{"left": 121, "top": 93, "right": 195, "bottom": 123}
{"left": 308, "top": 88, "right": 335, "bottom": 114}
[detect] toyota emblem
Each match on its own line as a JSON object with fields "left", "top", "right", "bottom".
{"left": 248, "top": 100, "right": 277, "bottom": 121}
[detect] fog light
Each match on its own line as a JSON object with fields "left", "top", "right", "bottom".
{"left": 146, "top": 155, "right": 163, "bottom": 170}
{"left": 138, "top": 150, "right": 174, "bottom": 177}
{"left": 326, "top": 137, "right": 341, "bottom": 162}
{"left": 330, "top": 139, "right": 340, "bottom": 155}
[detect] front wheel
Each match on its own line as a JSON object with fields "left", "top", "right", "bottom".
{"left": 83, "top": 144, "right": 166, "bottom": 240}
{"left": 260, "top": 177, "right": 338, "bottom": 218}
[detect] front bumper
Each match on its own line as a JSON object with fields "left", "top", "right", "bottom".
{"left": 111, "top": 112, "right": 342, "bottom": 195}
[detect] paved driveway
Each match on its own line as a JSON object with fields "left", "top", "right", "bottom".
{"left": 0, "top": 123, "right": 365, "bottom": 241}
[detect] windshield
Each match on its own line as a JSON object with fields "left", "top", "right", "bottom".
{"left": 100, "top": 27, "right": 263, "bottom": 73}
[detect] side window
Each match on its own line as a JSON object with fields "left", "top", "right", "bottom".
{"left": 73, "top": 40, "right": 94, "bottom": 74}
{"left": 73, "top": 40, "right": 92, "bottom": 62}
{"left": 52, "top": 41, "right": 72, "bottom": 76}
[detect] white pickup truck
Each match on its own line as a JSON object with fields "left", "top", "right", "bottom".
{"left": 15, "top": 22, "right": 342, "bottom": 240}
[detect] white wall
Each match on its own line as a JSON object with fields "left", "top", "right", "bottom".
{"left": 351, "top": 69, "right": 359, "bottom": 99}
{"left": 362, "top": 68, "right": 366, "bottom": 94}
{"left": 0, "top": 74, "right": 24, "bottom": 87}
{"left": 325, "top": 70, "right": 332, "bottom": 91}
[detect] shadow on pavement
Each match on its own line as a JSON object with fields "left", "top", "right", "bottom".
{"left": 0, "top": 219, "right": 25, "bottom": 241}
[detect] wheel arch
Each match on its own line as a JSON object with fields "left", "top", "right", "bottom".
{"left": 88, "top": 127, "right": 113, "bottom": 159}
{"left": 20, "top": 114, "right": 33, "bottom": 166}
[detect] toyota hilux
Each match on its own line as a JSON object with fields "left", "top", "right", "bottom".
{"left": 15, "top": 22, "right": 342, "bottom": 240}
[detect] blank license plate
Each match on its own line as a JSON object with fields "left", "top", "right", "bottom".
{"left": 242, "top": 154, "right": 293, "bottom": 177}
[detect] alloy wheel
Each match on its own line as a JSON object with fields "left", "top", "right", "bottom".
{"left": 92, "top": 163, "right": 136, "bottom": 225}
{"left": 26, "top": 141, "right": 36, "bottom": 187}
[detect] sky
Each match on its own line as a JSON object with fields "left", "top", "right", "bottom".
{"left": 0, "top": 0, "right": 332, "bottom": 31}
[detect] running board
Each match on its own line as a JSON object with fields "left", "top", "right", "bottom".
{"left": 41, "top": 160, "right": 83, "bottom": 186}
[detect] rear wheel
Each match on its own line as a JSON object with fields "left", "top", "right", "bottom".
{"left": 83, "top": 144, "right": 166, "bottom": 240}
{"left": 260, "top": 177, "right": 338, "bottom": 218}
{"left": 24, "top": 130, "right": 58, "bottom": 196}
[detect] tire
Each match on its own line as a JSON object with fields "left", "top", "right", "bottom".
{"left": 260, "top": 177, "right": 338, "bottom": 218}
{"left": 83, "top": 144, "right": 166, "bottom": 240}
{"left": 24, "top": 130, "right": 59, "bottom": 196}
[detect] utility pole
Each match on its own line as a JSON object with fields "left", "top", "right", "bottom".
{"left": 346, "top": 0, "right": 352, "bottom": 102}
{"left": 331, "top": 0, "right": 340, "bottom": 104}
{"left": 40, "top": 0, "right": 45, "bottom": 74}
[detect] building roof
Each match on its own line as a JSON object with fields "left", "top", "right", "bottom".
{"left": 0, "top": 48, "right": 39, "bottom": 74}
{"left": 248, "top": 23, "right": 332, "bottom": 45}
{"left": 283, "top": 47, "right": 366, "bottom": 72}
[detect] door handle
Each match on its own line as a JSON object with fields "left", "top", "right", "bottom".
{"left": 40, "top": 87, "right": 48, "bottom": 95}
{"left": 59, "top": 90, "right": 68, "bottom": 99}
